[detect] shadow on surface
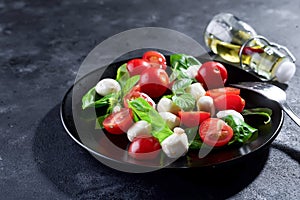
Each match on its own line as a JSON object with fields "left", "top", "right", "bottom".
{"left": 272, "top": 143, "right": 300, "bottom": 164}
{"left": 33, "top": 104, "right": 269, "bottom": 199}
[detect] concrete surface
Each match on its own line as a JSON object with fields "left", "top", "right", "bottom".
{"left": 0, "top": 0, "right": 299, "bottom": 199}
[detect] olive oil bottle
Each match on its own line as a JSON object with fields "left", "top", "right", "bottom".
{"left": 204, "top": 13, "right": 296, "bottom": 83}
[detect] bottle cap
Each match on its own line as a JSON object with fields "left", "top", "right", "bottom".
{"left": 275, "top": 59, "right": 296, "bottom": 83}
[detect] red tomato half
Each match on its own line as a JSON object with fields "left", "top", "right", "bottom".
{"left": 195, "top": 61, "right": 228, "bottom": 90}
{"left": 128, "top": 136, "right": 161, "bottom": 160}
{"left": 214, "top": 94, "right": 245, "bottom": 113}
{"left": 126, "top": 59, "right": 151, "bottom": 76}
{"left": 205, "top": 87, "right": 240, "bottom": 99}
{"left": 199, "top": 118, "right": 233, "bottom": 147}
{"left": 103, "top": 108, "right": 134, "bottom": 134}
{"left": 142, "top": 51, "right": 167, "bottom": 69}
{"left": 139, "top": 67, "right": 170, "bottom": 98}
{"left": 178, "top": 111, "right": 211, "bottom": 127}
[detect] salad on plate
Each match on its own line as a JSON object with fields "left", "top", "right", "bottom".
{"left": 81, "top": 50, "right": 272, "bottom": 160}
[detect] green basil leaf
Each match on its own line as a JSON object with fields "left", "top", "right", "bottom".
{"left": 242, "top": 108, "right": 272, "bottom": 124}
{"left": 128, "top": 98, "right": 173, "bottom": 143}
{"left": 186, "top": 55, "right": 201, "bottom": 66}
{"left": 222, "top": 115, "right": 257, "bottom": 144}
{"left": 172, "top": 93, "right": 195, "bottom": 111}
{"left": 122, "top": 75, "right": 140, "bottom": 96}
{"left": 170, "top": 54, "right": 187, "bottom": 69}
{"left": 82, "top": 87, "right": 97, "bottom": 109}
{"left": 116, "top": 63, "right": 129, "bottom": 88}
{"left": 95, "top": 114, "right": 109, "bottom": 129}
{"left": 170, "top": 54, "right": 201, "bottom": 70}
{"left": 172, "top": 78, "right": 193, "bottom": 94}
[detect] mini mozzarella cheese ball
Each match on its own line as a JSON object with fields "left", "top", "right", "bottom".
{"left": 159, "top": 112, "right": 180, "bottom": 130}
{"left": 156, "top": 97, "right": 181, "bottom": 114}
{"left": 216, "top": 109, "right": 244, "bottom": 121}
{"left": 161, "top": 127, "right": 189, "bottom": 158}
{"left": 185, "top": 65, "right": 201, "bottom": 78}
{"left": 95, "top": 78, "right": 121, "bottom": 96}
{"left": 185, "top": 82, "right": 206, "bottom": 101}
{"left": 197, "top": 96, "right": 215, "bottom": 116}
{"left": 127, "top": 120, "right": 152, "bottom": 142}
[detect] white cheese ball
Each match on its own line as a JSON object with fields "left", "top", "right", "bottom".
{"left": 161, "top": 127, "right": 188, "bottom": 158}
{"left": 197, "top": 96, "right": 215, "bottom": 116}
{"left": 216, "top": 110, "right": 244, "bottom": 121}
{"left": 157, "top": 97, "right": 181, "bottom": 114}
{"left": 95, "top": 78, "right": 121, "bottom": 96}
{"left": 185, "top": 65, "right": 201, "bottom": 79}
{"left": 127, "top": 120, "right": 152, "bottom": 142}
{"left": 159, "top": 112, "right": 180, "bottom": 130}
{"left": 185, "top": 82, "right": 206, "bottom": 101}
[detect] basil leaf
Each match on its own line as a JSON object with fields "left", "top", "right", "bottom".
{"left": 170, "top": 54, "right": 201, "bottom": 70}
{"left": 242, "top": 108, "right": 272, "bottom": 124}
{"left": 116, "top": 63, "right": 129, "bottom": 88}
{"left": 128, "top": 98, "right": 173, "bottom": 143}
{"left": 222, "top": 115, "right": 257, "bottom": 144}
{"left": 172, "top": 78, "right": 193, "bottom": 94}
{"left": 172, "top": 93, "right": 195, "bottom": 111}
{"left": 122, "top": 75, "right": 140, "bottom": 96}
{"left": 82, "top": 87, "right": 97, "bottom": 109}
{"left": 95, "top": 114, "right": 109, "bottom": 129}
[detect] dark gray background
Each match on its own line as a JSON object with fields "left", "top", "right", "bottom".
{"left": 0, "top": 0, "right": 299, "bottom": 199}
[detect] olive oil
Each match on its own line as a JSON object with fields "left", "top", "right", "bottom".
{"left": 204, "top": 13, "right": 296, "bottom": 82}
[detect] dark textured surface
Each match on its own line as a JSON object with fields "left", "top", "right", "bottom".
{"left": 0, "top": 0, "right": 299, "bottom": 199}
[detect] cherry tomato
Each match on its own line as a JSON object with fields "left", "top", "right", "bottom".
{"left": 142, "top": 51, "right": 167, "bottom": 69}
{"left": 128, "top": 136, "right": 161, "bottom": 160}
{"left": 103, "top": 108, "right": 134, "bottom": 134}
{"left": 195, "top": 61, "right": 228, "bottom": 90}
{"left": 178, "top": 111, "right": 211, "bottom": 127}
{"left": 124, "top": 91, "right": 156, "bottom": 108}
{"left": 126, "top": 59, "right": 151, "bottom": 76}
{"left": 205, "top": 87, "right": 240, "bottom": 99}
{"left": 199, "top": 118, "right": 233, "bottom": 147}
{"left": 214, "top": 94, "right": 245, "bottom": 113}
{"left": 139, "top": 67, "right": 170, "bottom": 98}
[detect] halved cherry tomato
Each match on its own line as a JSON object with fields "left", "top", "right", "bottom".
{"left": 199, "top": 118, "right": 233, "bottom": 147}
{"left": 195, "top": 61, "right": 228, "bottom": 90}
{"left": 126, "top": 59, "right": 151, "bottom": 76}
{"left": 178, "top": 111, "right": 211, "bottom": 127}
{"left": 214, "top": 94, "right": 245, "bottom": 112}
{"left": 128, "top": 136, "right": 161, "bottom": 160}
{"left": 205, "top": 87, "right": 240, "bottom": 99}
{"left": 103, "top": 108, "right": 134, "bottom": 134}
{"left": 123, "top": 91, "right": 156, "bottom": 108}
{"left": 139, "top": 67, "right": 170, "bottom": 98}
{"left": 142, "top": 51, "right": 167, "bottom": 69}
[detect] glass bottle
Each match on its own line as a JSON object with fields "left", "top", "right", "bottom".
{"left": 204, "top": 13, "right": 296, "bottom": 83}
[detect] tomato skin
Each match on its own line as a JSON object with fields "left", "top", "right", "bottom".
{"left": 139, "top": 67, "right": 170, "bottom": 98}
{"left": 199, "top": 118, "right": 233, "bottom": 147}
{"left": 214, "top": 94, "right": 245, "bottom": 113}
{"left": 124, "top": 91, "right": 156, "bottom": 108}
{"left": 178, "top": 111, "right": 211, "bottom": 127}
{"left": 126, "top": 59, "right": 151, "bottom": 76}
{"left": 128, "top": 136, "right": 161, "bottom": 160}
{"left": 205, "top": 87, "right": 240, "bottom": 99}
{"left": 142, "top": 51, "right": 167, "bottom": 69}
{"left": 195, "top": 61, "right": 228, "bottom": 90}
{"left": 103, "top": 108, "right": 134, "bottom": 134}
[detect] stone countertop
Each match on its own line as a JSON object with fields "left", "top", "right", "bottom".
{"left": 0, "top": 0, "right": 299, "bottom": 199}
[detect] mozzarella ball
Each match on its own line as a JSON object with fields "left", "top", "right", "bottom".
{"left": 157, "top": 97, "right": 181, "bottom": 114}
{"left": 127, "top": 120, "right": 152, "bottom": 142}
{"left": 159, "top": 112, "right": 180, "bottom": 130}
{"left": 95, "top": 78, "right": 121, "bottom": 96}
{"left": 197, "top": 96, "right": 215, "bottom": 116}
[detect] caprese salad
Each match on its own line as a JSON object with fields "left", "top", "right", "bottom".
{"left": 82, "top": 51, "right": 272, "bottom": 160}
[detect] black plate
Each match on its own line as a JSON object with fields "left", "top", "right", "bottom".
{"left": 60, "top": 57, "right": 284, "bottom": 172}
